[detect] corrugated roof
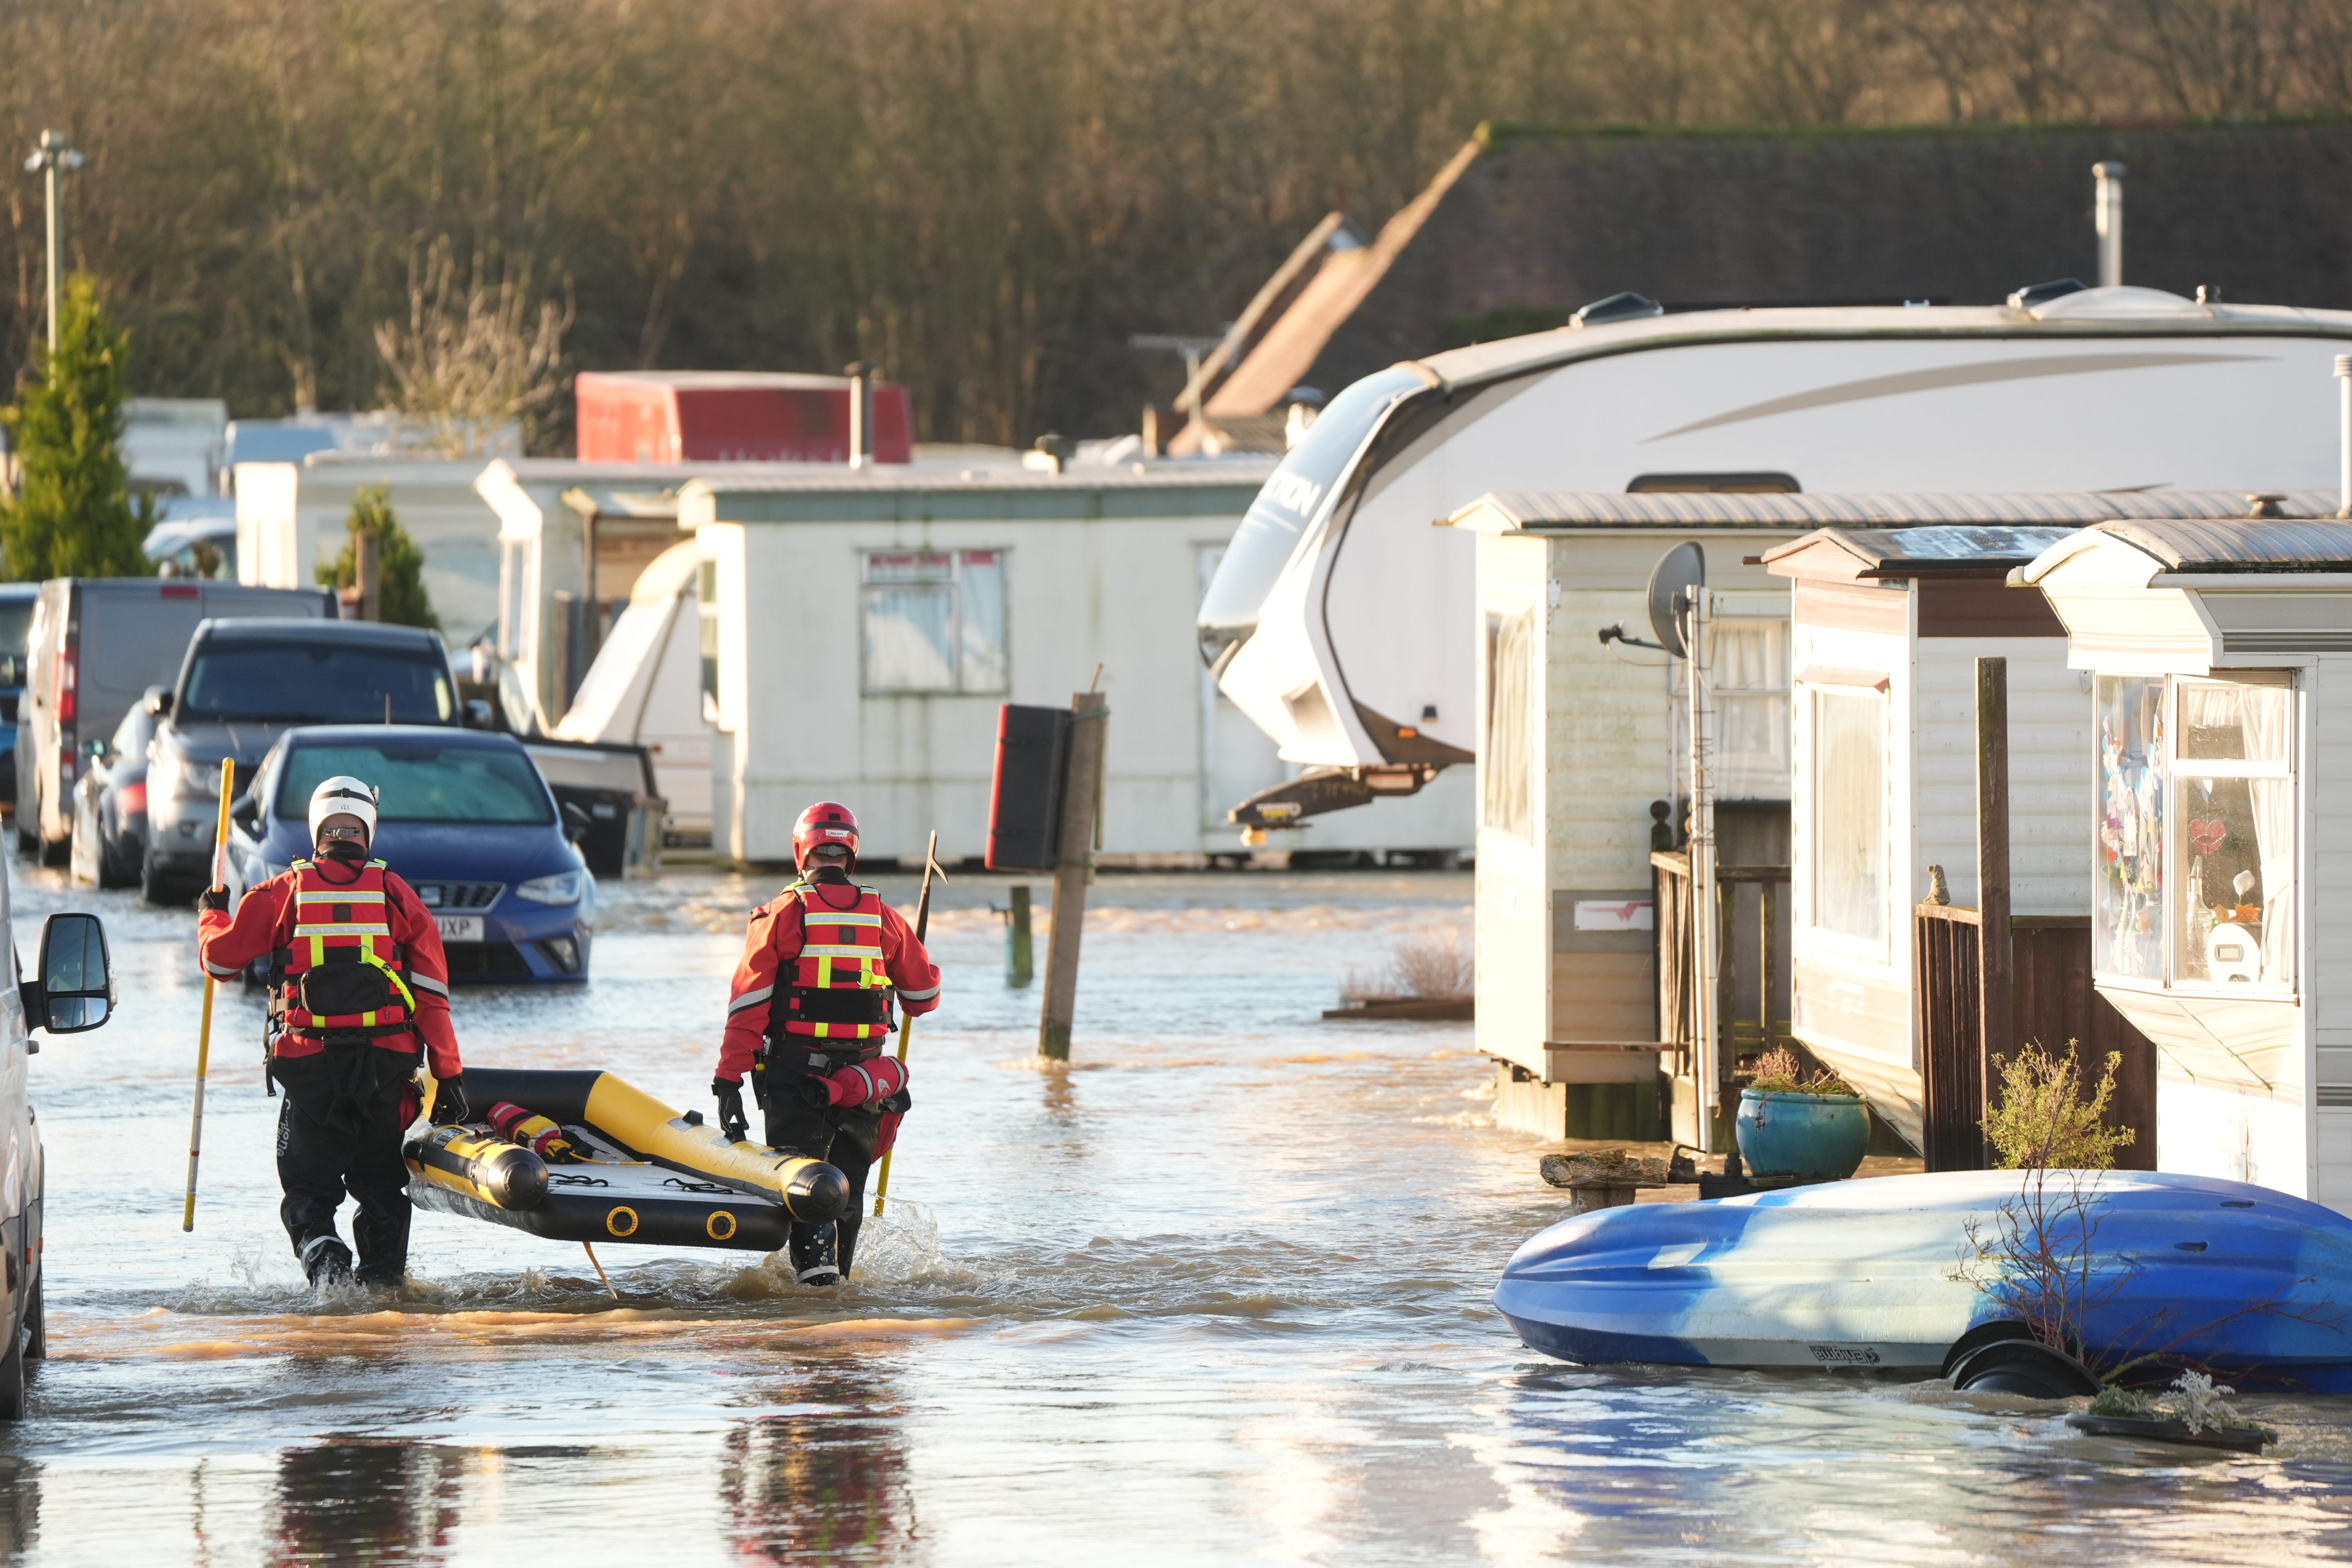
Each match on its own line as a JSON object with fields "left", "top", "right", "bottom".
{"left": 1768, "top": 524, "right": 2084, "bottom": 572}
{"left": 1454, "top": 488, "right": 2344, "bottom": 531}
{"left": 2091, "top": 516, "right": 2352, "bottom": 572}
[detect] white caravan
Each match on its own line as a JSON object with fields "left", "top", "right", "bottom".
{"left": 1198, "top": 287, "right": 2352, "bottom": 822}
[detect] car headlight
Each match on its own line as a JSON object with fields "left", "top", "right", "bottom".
{"left": 515, "top": 869, "right": 588, "bottom": 906}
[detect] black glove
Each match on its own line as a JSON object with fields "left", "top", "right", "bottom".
{"left": 197, "top": 885, "right": 229, "bottom": 913}
{"left": 430, "top": 1071, "right": 470, "bottom": 1126}
{"left": 713, "top": 1077, "right": 748, "bottom": 1143}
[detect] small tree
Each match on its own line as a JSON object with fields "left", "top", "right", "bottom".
{"left": 0, "top": 273, "right": 156, "bottom": 580}
{"left": 317, "top": 485, "right": 438, "bottom": 629}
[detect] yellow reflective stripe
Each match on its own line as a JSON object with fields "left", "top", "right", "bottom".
{"left": 816, "top": 955, "right": 833, "bottom": 988}
{"left": 293, "top": 922, "right": 392, "bottom": 935}
{"left": 800, "top": 943, "right": 882, "bottom": 958}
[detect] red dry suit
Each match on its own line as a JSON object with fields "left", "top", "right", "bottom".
{"left": 198, "top": 857, "right": 462, "bottom": 1077}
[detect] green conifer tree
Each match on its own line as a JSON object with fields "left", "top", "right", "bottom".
{"left": 0, "top": 274, "right": 156, "bottom": 581}
{"left": 316, "top": 484, "right": 439, "bottom": 629}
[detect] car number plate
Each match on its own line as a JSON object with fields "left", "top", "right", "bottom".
{"left": 436, "top": 915, "right": 485, "bottom": 943}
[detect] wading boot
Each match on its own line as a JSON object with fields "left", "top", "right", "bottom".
{"left": 790, "top": 1221, "right": 841, "bottom": 1287}
{"left": 301, "top": 1235, "right": 355, "bottom": 1288}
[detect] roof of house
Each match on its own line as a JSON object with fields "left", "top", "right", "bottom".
{"left": 1188, "top": 120, "right": 2352, "bottom": 420}
{"left": 2019, "top": 514, "right": 2352, "bottom": 581}
{"left": 1763, "top": 524, "right": 2085, "bottom": 580}
{"left": 1448, "top": 489, "right": 2341, "bottom": 534}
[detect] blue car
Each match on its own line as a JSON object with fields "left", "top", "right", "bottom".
{"left": 226, "top": 725, "right": 593, "bottom": 983}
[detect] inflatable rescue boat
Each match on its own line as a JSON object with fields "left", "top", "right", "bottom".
{"left": 1494, "top": 1169, "right": 2352, "bottom": 1390}
{"left": 405, "top": 1068, "right": 848, "bottom": 1250}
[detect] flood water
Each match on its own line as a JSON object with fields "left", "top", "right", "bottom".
{"left": 5, "top": 863, "right": 2352, "bottom": 1566}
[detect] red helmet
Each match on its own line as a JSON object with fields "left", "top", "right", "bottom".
{"left": 792, "top": 801, "right": 861, "bottom": 870}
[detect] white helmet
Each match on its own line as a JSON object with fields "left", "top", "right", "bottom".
{"left": 308, "top": 776, "right": 379, "bottom": 844}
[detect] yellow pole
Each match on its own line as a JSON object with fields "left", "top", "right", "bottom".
{"left": 181, "top": 759, "right": 237, "bottom": 1232}
{"left": 582, "top": 1242, "right": 617, "bottom": 1301}
{"left": 871, "top": 831, "right": 943, "bottom": 1218}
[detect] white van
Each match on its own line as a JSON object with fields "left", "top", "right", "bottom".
{"left": 0, "top": 898, "right": 117, "bottom": 1417}
{"left": 15, "top": 579, "right": 332, "bottom": 864}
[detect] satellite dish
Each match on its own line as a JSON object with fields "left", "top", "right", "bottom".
{"left": 1645, "top": 542, "right": 1706, "bottom": 658}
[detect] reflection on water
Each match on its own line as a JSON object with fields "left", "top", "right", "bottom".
{"left": 4, "top": 866, "right": 2352, "bottom": 1565}
{"left": 721, "top": 1365, "right": 914, "bottom": 1566}
{"left": 272, "top": 1440, "right": 462, "bottom": 1567}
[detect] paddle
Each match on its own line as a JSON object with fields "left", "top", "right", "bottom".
{"left": 870, "top": 830, "right": 944, "bottom": 1219}
{"left": 182, "top": 759, "right": 236, "bottom": 1232}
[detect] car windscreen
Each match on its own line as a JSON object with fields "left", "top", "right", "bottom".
{"left": 0, "top": 602, "right": 33, "bottom": 682}
{"left": 276, "top": 742, "right": 554, "bottom": 825}
{"left": 180, "top": 644, "right": 454, "bottom": 724}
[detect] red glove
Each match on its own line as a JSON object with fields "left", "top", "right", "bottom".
{"left": 797, "top": 1056, "right": 909, "bottom": 1110}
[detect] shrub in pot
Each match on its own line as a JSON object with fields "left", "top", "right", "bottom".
{"left": 1735, "top": 1048, "right": 1868, "bottom": 1180}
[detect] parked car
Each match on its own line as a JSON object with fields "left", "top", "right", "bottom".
{"left": 0, "top": 895, "right": 120, "bottom": 1419}
{"left": 227, "top": 725, "right": 593, "bottom": 983}
{"left": 67, "top": 687, "right": 163, "bottom": 889}
{"left": 0, "top": 584, "right": 36, "bottom": 808}
{"left": 15, "top": 579, "right": 333, "bottom": 866}
{"left": 141, "top": 619, "right": 460, "bottom": 903}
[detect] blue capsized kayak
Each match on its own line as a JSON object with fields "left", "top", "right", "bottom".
{"left": 1494, "top": 1170, "right": 2352, "bottom": 1389}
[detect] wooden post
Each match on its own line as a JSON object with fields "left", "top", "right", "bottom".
{"left": 1038, "top": 689, "right": 1107, "bottom": 1059}
{"left": 1006, "top": 884, "right": 1034, "bottom": 987}
{"left": 355, "top": 526, "right": 381, "bottom": 622}
{"left": 1976, "top": 656, "right": 2014, "bottom": 1168}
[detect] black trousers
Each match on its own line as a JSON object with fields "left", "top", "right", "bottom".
{"left": 272, "top": 1040, "right": 421, "bottom": 1287}
{"left": 759, "top": 1042, "right": 889, "bottom": 1280}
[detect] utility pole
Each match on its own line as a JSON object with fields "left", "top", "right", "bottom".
{"left": 23, "top": 131, "right": 84, "bottom": 355}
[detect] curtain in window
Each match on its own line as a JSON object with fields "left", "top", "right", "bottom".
{"left": 2239, "top": 690, "right": 2294, "bottom": 984}
{"left": 863, "top": 585, "right": 956, "bottom": 691}
{"left": 1712, "top": 619, "right": 1791, "bottom": 800}
{"left": 1813, "top": 689, "right": 1884, "bottom": 941}
{"left": 1483, "top": 612, "right": 1533, "bottom": 840}
{"left": 957, "top": 552, "right": 1008, "bottom": 693}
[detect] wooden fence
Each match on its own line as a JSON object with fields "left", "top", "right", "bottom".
{"left": 1654, "top": 849, "right": 1792, "bottom": 1139}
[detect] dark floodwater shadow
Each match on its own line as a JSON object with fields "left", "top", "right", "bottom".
{"left": 720, "top": 1362, "right": 917, "bottom": 1567}
{"left": 0, "top": 1456, "right": 34, "bottom": 1564}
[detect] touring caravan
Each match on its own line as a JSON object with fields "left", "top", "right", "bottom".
{"left": 1197, "top": 289, "right": 2352, "bottom": 831}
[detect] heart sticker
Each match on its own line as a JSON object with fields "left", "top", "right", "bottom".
{"left": 2190, "top": 818, "right": 2229, "bottom": 856}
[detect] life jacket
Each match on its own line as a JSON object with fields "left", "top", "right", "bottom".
{"left": 269, "top": 858, "right": 420, "bottom": 1041}
{"left": 768, "top": 876, "right": 895, "bottom": 1044}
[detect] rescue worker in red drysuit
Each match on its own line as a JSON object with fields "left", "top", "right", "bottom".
{"left": 196, "top": 776, "right": 468, "bottom": 1288}
{"left": 712, "top": 802, "right": 940, "bottom": 1286}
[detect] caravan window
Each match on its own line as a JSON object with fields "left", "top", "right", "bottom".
{"left": 860, "top": 550, "right": 1009, "bottom": 696}
{"left": 1810, "top": 688, "right": 1886, "bottom": 943}
{"left": 2095, "top": 675, "right": 2166, "bottom": 980}
{"left": 1671, "top": 618, "right": 1790, "bottom": 801}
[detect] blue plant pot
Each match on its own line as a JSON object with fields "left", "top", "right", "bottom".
{"left": 1735, "top": 1089, "right": 1869, "bottom": 1180}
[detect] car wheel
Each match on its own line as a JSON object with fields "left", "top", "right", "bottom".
{"left": 97, "top": 832, "right": 136, "bottom": 890}
{"left": 140, "top": 848, "right": 189, "bottom": 907}
{"left": 37, "top": 830, "right": 66, "bottom": 869}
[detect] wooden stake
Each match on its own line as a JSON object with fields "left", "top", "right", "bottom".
{"left": 869, "top": 831, "right": 944, "bottom": 1218}
{"left": 181, "top": 759, "right": 237, "bottom": 1232}
{"left": 355, "top": 525, "right": 381, "bottom": 622}
{"left": 1038, "top": 689, "right": 1108, "bottom": 1060}
{"left": 1976, "top": 656, "right": 2014, "bottom": 1170}
{"left": 1005, "top": 885, "right": 1034, "bottom": 987}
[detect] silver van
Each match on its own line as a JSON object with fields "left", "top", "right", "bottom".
{"left": 14, "top": 580, "right": 332, "bottom": 864}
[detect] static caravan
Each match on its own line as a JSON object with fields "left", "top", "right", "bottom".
{"left": 235, "top": 456, "right": 510, "bottom": 646}
{"left": 1443, "top": 492, "right": 1820, "bottom": 1141}
{"left": 2016, "top": 500, "right": 2352, "bottom": 1210}
{"left": 1761, "top": 512, "right": 2146, "bottom": 1158}
{"left": 683, "top": 462, "right": 1407, "bottom": 866}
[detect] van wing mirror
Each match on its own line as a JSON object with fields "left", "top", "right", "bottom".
{"left": 143, "top": 687, "right": 173, "bottom": 718}
{"left": 561, "top": 801, "right": 590, "bottom": 844}
{"left": 25, "top": 912, "right": 113, "bottom": 1034}
{"left": 464, "top": 698, "right": 493, "bottom": 729}
{"left": 230, "top": 792, "right": 260, "bottom": 828}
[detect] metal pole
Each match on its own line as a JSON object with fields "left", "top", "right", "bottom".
{"left": 870, "top": 831, "right": 944, "bottom": 1218}
{"left": 2093, "top": 161, "right": 2126, "bottom": 290}
{"left": 1686, "top": 585, "right": 1720, "bottom": 1152}
{"left": 24, "top": 131, "right": 82, "bottom": 356}
{"left": 844, "top": 361, "right": 877, "bottom": 469}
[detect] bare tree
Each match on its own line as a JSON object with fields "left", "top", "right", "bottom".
{"left": 374, "top": 236, "right": 573, "bottom": 456}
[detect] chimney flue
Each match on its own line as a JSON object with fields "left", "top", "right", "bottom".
{"left": 2093, "top": 161, "right": 2126, "bottom": 289}
{"left": 844, "top": 361, "right": 878, "bottom": 469}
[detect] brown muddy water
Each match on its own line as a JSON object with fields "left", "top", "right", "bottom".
{"left": 4, "top": 865, "right": 2352, "bottom": 1566}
